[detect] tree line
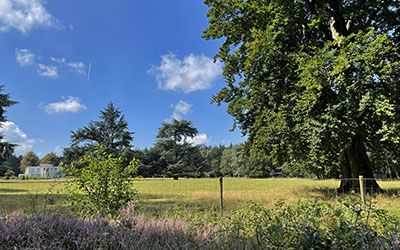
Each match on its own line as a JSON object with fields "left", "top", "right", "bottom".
{"left": 0, "top": 152, "right": 61, "bottom": 177}
{"left": 2, "top": 101, "right": 399, "bottom": 179}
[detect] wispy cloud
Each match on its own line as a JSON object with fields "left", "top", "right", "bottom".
{"left": 67, "top": 61, "right": 86, "bottom": 75}
{"left": 50, "top": 57, "right": 66, "bottom": 64}
{"left": 0, "top": 0, "right": 56, "bottom": 33}
{"left": 43, "top": 96, "right": 86, "bottom": 114}
{"left": 15, "top": 48, "right": 35, "bottom": 66}
{"left": 186, "top": 134, "right": 210, "bottom": 146}
{"left": 149, "top": 53, "right": 222, "bottom": 93}
{"left": 172, "top": 101, "right": 192, "bottom": 120}
{"left": 37, "top": 63, "right": 58, "bottom": 79}
{"left": 0, "top": 121, "right": 36, "bottom": 155}
{"left": 16, "top": 50, "right": 87, "bottom": 79}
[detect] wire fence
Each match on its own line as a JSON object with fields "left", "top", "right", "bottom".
{"left": 132, "top": 176, "right": 400, "bottom": 214}
{"left": 1, "top": 177, "right": 400, "bottom": 215}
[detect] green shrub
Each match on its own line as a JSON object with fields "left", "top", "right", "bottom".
{"left": 65, "top": 147, "right": 139, "bottom": 218}
{"left": 220, "top": 199, "right": 400, "bottom": 249}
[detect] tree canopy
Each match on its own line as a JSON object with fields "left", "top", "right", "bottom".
{"left": 40, "top": 152, "right": 61, "bottom": 166}
{"left": 20, "top": 151, "right": 40, "bottom": 173}
{"left": 204, "top": 0, "right": 400, "bottom": 190}
{"left": 155, "top": 119, "right": 203, "bottom": 177}
{"left": 157, "top": 119, "right": 198, "bottom": 144}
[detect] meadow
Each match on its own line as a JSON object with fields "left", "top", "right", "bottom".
{"left": 1, "top": 178, "right": 400, "bottom": 217}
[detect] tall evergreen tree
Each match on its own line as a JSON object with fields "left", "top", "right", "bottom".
{"left": 156, "top": 119, "right": 203, "bottom": 177}
{"left": 0, "top": 85, "right": 17, "bottom": 163}
{"left": 64, "top": 102, "right": 134, "bottom": 165}
{"left": 0, "top": 154, "right": 21, "bottom": 176}
{"left": 157, "top": 119, "right": 198, "bottom": 144}
{"left": 204, "top": 0, "right": 399, "bottom": 191}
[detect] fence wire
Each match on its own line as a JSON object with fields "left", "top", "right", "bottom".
{"left": 132, "top": 177, "right": 400, "bottom": 214}
{"left": 1, "top": 177, "right": 400, "bottom": 215}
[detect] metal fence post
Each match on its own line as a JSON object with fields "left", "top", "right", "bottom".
{"left": 219, "top": 177, "right": 224, "bottom": 215}
{"left": 359, "top": 175, "right": 366, "bottom": 206}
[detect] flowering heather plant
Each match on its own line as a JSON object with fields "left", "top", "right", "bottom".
{"left": 1, "top": 200, "right": 400, "bottom": 249}
{"left": 0, "top": 212, "right": 209, "bottom": 249}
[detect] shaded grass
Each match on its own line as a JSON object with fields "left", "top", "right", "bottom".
{"left": 1, "top": 178, "right": 400, "bottom": 217}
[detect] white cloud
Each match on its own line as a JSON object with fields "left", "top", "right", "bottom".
{"left": 0, "top": 121, "right": 35, "bottom": 155}
{"left": 15, "top": 48, "right": 35, "bottom": 66}
{"left": 186, "top": 133, "right": 210, "bottom": 146}
{"left": 67, "top": 61, "right": 86, "bottom": 75}
{"left": 37, "top": 63, "right": 58, "bottom": 79}
{"left": 43, "top": 96, "right": 86, "bottom": 114}
{"left": 150, "top": 53, "right": 222, "bottom": 93}
{"left": 52, "top": 57, "right": 86, "bottom": 74}
{"left": 17, "top": 51, "right": 87, "bottom": 79}
{"left": 50, "top": 57, "right": 66, "bottom": 64}
{"left": 172, "top": 101, "right": 192, "bottom": 120}
{"left": 0, "top": 0, "right": 55, "bottom": 33}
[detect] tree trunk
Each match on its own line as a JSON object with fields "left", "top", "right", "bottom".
{"left": 338, "top": 135, "right": 382, "bottom": 193}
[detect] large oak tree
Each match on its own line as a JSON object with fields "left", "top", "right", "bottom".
{"left": 204, "top": 0, "right": 399, "bottom": 191}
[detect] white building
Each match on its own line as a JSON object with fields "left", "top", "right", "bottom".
{"left": 24, "top": 164, "right": 65, "bottom": 179}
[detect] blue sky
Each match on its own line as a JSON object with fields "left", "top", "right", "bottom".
{"left": 0, "top": 0, "right": 244, "bottom": 156}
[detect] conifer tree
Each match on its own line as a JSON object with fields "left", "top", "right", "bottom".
{"left": 64, "top": 102, "right": 134, "bottom": 165}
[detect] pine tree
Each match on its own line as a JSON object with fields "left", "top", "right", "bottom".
{"left": 64, "top": 102, "right": 134, "bottom": 165}
{"left": 0, "top": 85, "right": 17, "bottom": 163}
{"left": 156, "top": 119, "right": 203, "bottom": 177}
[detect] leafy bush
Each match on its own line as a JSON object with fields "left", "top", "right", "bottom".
{"left": 221, "top": 199, "right": 400, "bottom": 249}
{"left": 65, "top": 147, "right": 139, "bottom": 218}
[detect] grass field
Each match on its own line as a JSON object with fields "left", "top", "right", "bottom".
{"left": 1, "top": 178, "right": 400, "bottom": 217}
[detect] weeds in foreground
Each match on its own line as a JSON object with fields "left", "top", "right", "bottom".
{"left": 1, "top": 199, "right": 399, "bottom": 249}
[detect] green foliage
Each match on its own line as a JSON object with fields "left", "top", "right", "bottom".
{"left": 39, "top": 152, "right": 61, "bottom": 166}
{"left": 64, "top": 102, "right": 134, "bottom": 166}
{"left": 201, "top": 145, "right": 226, "bottom": 177}
{"left": 136, "top": 147, "right": 166, "bottom": 177}
{"left": 0, "top": 154, "right": 20, "bottom": 177}
{"left": 65, "top": 147, "right": 139, "bottom": 218}
{"left": 0, "top": 85, "right": 17, "bottom": 163}
{"left": 154, "top": 119, "right": 204, "bottom": 177}
{"left": 20, "top": 151, "right": 39, "bottom": 173}
{"left": 219, "top": 145, "right": 245, "bottom": 176}
{"left": 204, "top": 0, "right": 400, "bottom": 178}
{"left": 157, "top": 119, "right": 198, "bottom": 143}
{"left": 222, "top": 199, "right": 400, "bottom": 249}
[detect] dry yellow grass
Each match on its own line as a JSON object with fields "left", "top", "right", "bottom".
{"left": 1, "top": 178, "right": 400, "bottom": 216}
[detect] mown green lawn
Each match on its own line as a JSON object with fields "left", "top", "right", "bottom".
{"left": 1, "top": 178, "right": 400, "bottom": 217}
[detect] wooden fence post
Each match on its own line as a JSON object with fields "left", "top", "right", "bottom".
{"left": 359, "top": 175, "right": 366, "bottom": 206}
{"left": 219, "top": 177, "right": 224, "bottom": 215}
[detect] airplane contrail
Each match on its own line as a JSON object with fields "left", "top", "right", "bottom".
{"left": 86, "top": 62, "right": 92, "bottom": 84}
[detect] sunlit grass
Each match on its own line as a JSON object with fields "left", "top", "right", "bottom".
{"left": 1, "top": 178, "right": 400, "bottom": 217}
